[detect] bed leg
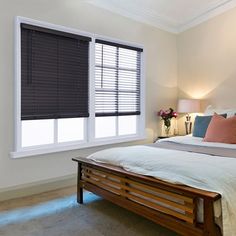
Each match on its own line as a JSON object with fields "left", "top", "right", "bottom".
{"left": 77, "top": 162, "right": 83, "bottom": 204}
{"left": 203, "top": 198, "right": 221, "bottom": 236}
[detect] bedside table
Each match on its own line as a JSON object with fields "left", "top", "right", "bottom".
{"left": 157, "top": 136, "right": 173, "bottom": 139}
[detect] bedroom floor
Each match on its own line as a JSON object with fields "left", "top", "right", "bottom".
{"left": 0, "top": 186, "right": 178, "bottom": 236}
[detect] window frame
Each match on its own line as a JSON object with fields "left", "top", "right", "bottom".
{"left": 11, "top": 16, "right": 146, "bottom": 158}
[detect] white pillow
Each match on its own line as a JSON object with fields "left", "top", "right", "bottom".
{"left": 204, "top": 105, "right": 236, "bottom": 117}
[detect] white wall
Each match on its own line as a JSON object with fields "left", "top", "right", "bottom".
{"left": 178, "top": 6, "right": 236, "bottom": 108}
{"left": 177, "top": 7, "right": 236, "bottom": 134}
{"left": 0, "top": 0, "right": 178, "bottom": 190}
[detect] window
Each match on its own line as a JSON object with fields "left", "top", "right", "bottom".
{"left": 95, "top": 40, "right": 142, "bottom": 138}
{"left": 13, "top": 17, "right": 145, "bottom": 158}
{"left": 20, "top": 23, "right": 90, "bottom": 148}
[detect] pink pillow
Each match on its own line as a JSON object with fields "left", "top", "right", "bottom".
{"left": 203, "top": 114, "right": 236, "bottom": 144}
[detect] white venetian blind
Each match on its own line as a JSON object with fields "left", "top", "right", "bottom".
{"left": 95, "top": 39, "right": 142, "bottom": 117}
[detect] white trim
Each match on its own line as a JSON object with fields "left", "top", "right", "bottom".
{"left": 14, "top": 17, "right": 22, "bottom": 151}
{"left": 87, "top": 0, "right": 236, "bottom": 34}
{"left": 139, "top": 50, "right": 146, "bottom": 137}
{"left": 13, "top": 16, "right": 146, "bottom": 158}
{"left": 88, "top": 38, "right": 96, "bottom": 143}
{"left": 54, "top": 119, "right": 58, "bottom": 143}
{"left": 178, "top": 0, "right": 236, "bottom": 33}
{"left": 10, "top": 135, "right": 146, "bottom": 158}
{"left": 86, "top": 0, "right": 178, "bottom": 34}
{"left": 16, "top": 16, "right": 94, "bottom": 38}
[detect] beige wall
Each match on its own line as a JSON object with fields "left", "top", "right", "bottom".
{"left": 177, "top": 7, "right": 236, "bottom": 109}
{"left": 0, "top": 0, "right": 178, "bottom": 190}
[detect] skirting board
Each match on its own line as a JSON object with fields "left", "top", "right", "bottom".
{"left": 0, "top": 174, "right": 77, "bottom": 202}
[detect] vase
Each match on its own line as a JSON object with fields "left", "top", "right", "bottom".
{"left": 164, "top": 119, "right": 171, "bottom": 137}
{"left": 164, "top": 125, "right": 171, "bottom": 136}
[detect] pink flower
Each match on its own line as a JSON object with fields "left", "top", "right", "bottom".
{"left": 157, "top": 109, "right": 164, "bottom": 116}
{"left": 172, "top": 112, "right": 177, "bottom": 118}
{"left": 157, "top": 108, "right": 178, "bottom": 120}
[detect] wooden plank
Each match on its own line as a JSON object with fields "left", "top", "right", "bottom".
{"left": 77, "top": 162, "right": 83, "bottom": 204}
{"left": 124, "top": 191, "right": 194, "bottom": 224}
{"left": 126, "top": 177, "right": 193, "bottom": 203}
{"left": 82, "top": 177, "right": 121, "bottom": 195}
{"left": 84, "top": 166, "right": 194, "bottom": 203}
{"left": 85, "top": 168, "right": 194, "bottom": 213}
{"left": 84, "top": 170, "right": 194, "bottom": 223}
{"left": 83, "top": 171, "right": 122, "bottom": 189}
{"left": 124, "top": 184, "right": 194, "bottom": 213}
{"left": 203, "top": 198, "right": 221, "bottom": 236}
{"left": 83, "top": 182, "right": 204, "bottom": 236}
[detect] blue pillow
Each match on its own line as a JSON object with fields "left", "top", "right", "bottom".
{"left": 193, "top": 114, "right": 227, "bottom": 138}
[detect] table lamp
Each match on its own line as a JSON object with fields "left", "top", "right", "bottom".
{"left": 177, "top": 99, "right": 200, "bottom": 134}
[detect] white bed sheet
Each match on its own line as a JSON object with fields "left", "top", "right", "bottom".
{"left": 157, "top": 135, "right": 236, "bottom": 149}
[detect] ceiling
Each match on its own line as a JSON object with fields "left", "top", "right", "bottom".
{"left": 86, "top": 0, "right": 236, "bottom": 33}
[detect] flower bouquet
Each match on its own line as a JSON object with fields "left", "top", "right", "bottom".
{"left": 157, "top": 108, "right": 177, "bottom": 136}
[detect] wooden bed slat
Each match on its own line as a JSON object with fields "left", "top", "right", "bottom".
{"left": 124, "top": 191, "right": 195, "bottom": 223}
{"left": 84, "top": 167, "right": 195, "bottom": 213}
{"left": 83, "top": 177, "right": 121, "bottom": 195}
{"left": 83, "top": 166, "right": 196, "bottom": 224}
{"left": 84, "top": 166, "right": 194, "bottom": 203}
{"left": 123, "top": 185, "right": 194, "bottom": 213}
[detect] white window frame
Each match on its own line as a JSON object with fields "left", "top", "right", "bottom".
{"left": 11, "top": 16, "right": 146, "bottom": 158}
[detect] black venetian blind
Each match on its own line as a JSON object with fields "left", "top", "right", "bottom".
{"left": 95, "top": 39, "right": 142, "bottom": 117}
{"left": 21, "top": 23, "right": 91, "bottom": 120}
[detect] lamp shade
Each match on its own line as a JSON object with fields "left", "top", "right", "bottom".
{"left": 177, "top": 99, "right": 200, "bottom": 113}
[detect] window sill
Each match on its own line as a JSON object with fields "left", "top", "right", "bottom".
{"left": 10, "top": 134, "right": 146, "bottom": 158}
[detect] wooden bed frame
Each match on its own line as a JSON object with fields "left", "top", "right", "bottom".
{"left": 72, "top": 157, "right": 222, "bottom": 236}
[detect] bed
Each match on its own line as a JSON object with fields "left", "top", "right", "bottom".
{"left": 72, "top": 135, "right": 236, "bottom": 236}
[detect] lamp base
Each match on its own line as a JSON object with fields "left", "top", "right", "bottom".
{"left": 185, "top": 121, "right": 192, "bottom": 135}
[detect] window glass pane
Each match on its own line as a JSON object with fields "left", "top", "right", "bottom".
{"left": 96, "top": 91, "right": 117, "bottom": 115}
{"left": 22, "top": 119, "right": 54, "bottom": 147}
{"left": 95, "top": 116, "right": 116, "bottom": 138}
{"left": 95, "top": 43, "right": 102, "bottom": 65}
{"left": 58, "top": 118, "right": 84, "bottom": 143}
{"left": 118, "top": 92, "right": 138, "bottom": 113}
{"left": 118, "top": 70, "right": 137, "bottom": 91}
{"left": 103, "top": 45, "right": 116, "bottom": 67}
{"left": 118, "top": 115, "right": 137, "bottom": 135}
{"left": 118, "top": 48, "right": 137, "bottom": 69}
{"left": 95, "top": 68, "right": 116, "bottom": 89}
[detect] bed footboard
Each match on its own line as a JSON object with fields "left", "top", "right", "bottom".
{"left": 73, "top": 157, "right": 221, "bottom": 236}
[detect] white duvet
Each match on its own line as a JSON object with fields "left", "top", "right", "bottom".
{"left": 87, "top": 145, "right": 236, "bottom": 236}
{"left": 157, "top": 135, "right": 236, "bottom": 149}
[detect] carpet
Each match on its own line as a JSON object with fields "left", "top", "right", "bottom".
{"left": 0, "top": 190, "right": 178, "bottom": 236}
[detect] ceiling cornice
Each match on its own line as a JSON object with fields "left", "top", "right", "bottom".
{"left": 86, "top": 0, "right": 236, "bottom": 34}
{"left": 178, "top": 0, "right": 236, "bottom": 33}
